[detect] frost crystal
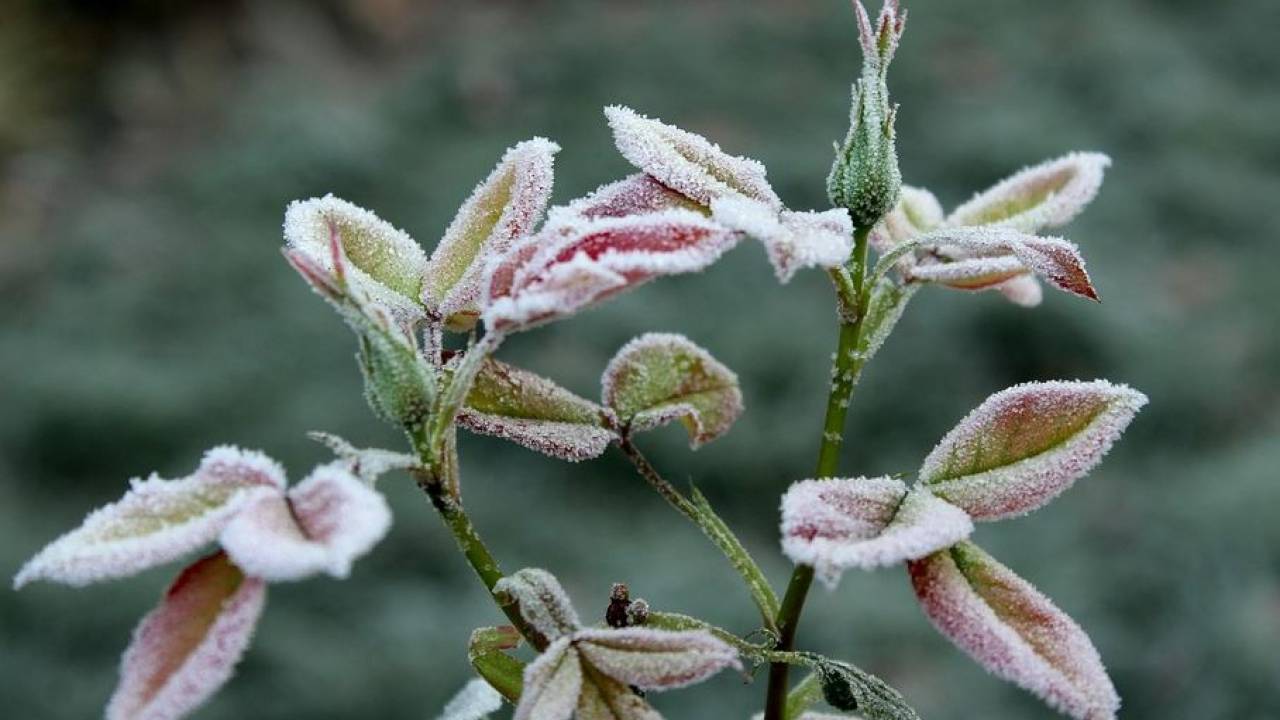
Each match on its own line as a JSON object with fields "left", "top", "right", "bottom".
{"left": 220, "top": 463, "right": 392, "bottom": 582}
{"left": 106, "top": 551, "right": 266, "bottom": 720}
{"left": 494, "top": 568, "right": 583, "bottom": 642}
{"left": 13, "top": 446, "right": 284, "bottom": 588}
{"left": 307, "top": 431, "right": 419, "bottom": 483}
{"left": 423, "top": 138, "right": 560, "bottom": 331}
{"left": 919, "top": 381, "right": 1147, "bottom": 521}
{"left": 436, "top": 678, "right": 504, "bottom": 720}
{"left": 283, "top": 195, "right": 429, "bottom": 321}
{"left": 869, "top": 184, "right": 943, "bottom": 269}
{"left": 909, "top": 542, "right": 1119, "bottom": 720}
{"left": 779, "top": 477, "right": 972, "bottom": 587}
{"left": 514, "top": 637, "right": 583, "bottom": 720}
{"left": 457, "top": 357, "right": 617, "bottom": 462}
{"left": 712, "top": 197, "right": 853, "bottom": 282}
{"left": 602, "top": 332, "right": 743, "bottom": 448}
{"left": 946, "top": 152, "right": 1111, "bottom": 233}
{"left": 908, "top": 226, "right": 1100, "bottom": 301}
{"left": 574, "top": 627, "right": 742, "bottom": 691}
{"left": 605, "top": 105, "right": 782, "bottom": 210}
{"left": 482, "top": 210, "right": 737, "bottom": 331}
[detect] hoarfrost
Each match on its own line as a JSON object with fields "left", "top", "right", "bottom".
{"left": 514, "top": 638, "right": 582, "bottom": 720}
{"left": 436, "top": 678, "right": 504, "bottom": 720}
{"left": 908, "top": 226, "right": 1099, "bottom": 301}
{"left": 494, "top": 568, "right": 582, "bottom": 642}
{"left": 574, "top": 627, "right": 742, "bottom": 691}
{"left": 565, "top": 173, "right": 705, "bottom": 219}
{"left": 712, "top": 197, "right": 853, "bottom": 282}
{"left": 947, "top": 152, "right": 1111, "bottom": 233}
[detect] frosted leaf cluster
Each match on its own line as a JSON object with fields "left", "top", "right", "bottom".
{"left": 871, "top": 152, "right": 1110, "bottom": 307}
{"left": 436, "top": 678, "right": 505, "bottom": 720}
{"left": 500, "top": 568, "right": 741, "bottom": 720}
{"left": 909, "top": 542, "right": 1120, "bottom": 720}
{"left": 712, "top": 197, "right": 853, "bottom": 283}
{"left": 601, "top": 333, "right": 744, "bottom": 448}
{"left": 919, "top": 380, "right": 1148, "bottom": 520}
{"left": 779, "top": 477, "right": 973, "bottom": 588}
{"left": 14, "top": 447, "right": 393, "bottom": 720}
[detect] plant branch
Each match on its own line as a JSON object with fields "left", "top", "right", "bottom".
{"left": 764, "top": 224, "right": 875, "bottom": 720}
{"left": 617, "top": 437, "right": 781, "bottom": 631}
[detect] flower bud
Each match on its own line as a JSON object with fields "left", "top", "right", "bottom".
{"left": 827, "top": 1, "right": 906, "bottom": 228}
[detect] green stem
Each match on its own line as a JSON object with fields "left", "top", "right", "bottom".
{"left": 618, "top": 438, "right": 781, "bottom": 631}
{"left": 763, "top": 225, "right": 874, "bottom": 720}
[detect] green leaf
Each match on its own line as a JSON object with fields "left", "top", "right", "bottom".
{"left": 689, "top": 487, "right": 781, "bottom": 625}
{"left": 811, "top": 658, "right": 919, "bottom": 720}
{"left": 857, "top": 278, "right": 916, "bottom": 365}
{"left": 602, "top": 333, "right": 743, "bottom": 448}
{"left": 468, "top": 626, "right": 526, "bottom": 704}
{"left": 457, "top": 357, "right": 617, "bottom": 462}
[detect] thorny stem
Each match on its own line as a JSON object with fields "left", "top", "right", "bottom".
{"left": 764, "top": 225, "right": 875, "bottom": 720}
{"left": 618, "top": 438, "right": 781, "bottom": 631}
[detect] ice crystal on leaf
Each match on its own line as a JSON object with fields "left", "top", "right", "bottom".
{"left": 565, "top": 173, "right": 706, "bottom": 220}
{"left": 457, "top": 357, "right": 617, "bottom": 462}
{"left": 14, "top": 446, "right": 284, "bottom": 588}
{"left": 868, "top": 185, "right": 943, "bottom": 270}
{"left": 602, "top": 333, "right": 743, "bottom": 448}
{"left": 423, "top": 138, "right": 560, "bottom": 331}
{"left": 437, "top": 678, "right": 505, "bottom": 720}
{"left": 712, "top": 197, "right": 853, "bottom": 282}
{"left": 482, "top": 210, "right": 737, "bottom": 331}
{"left": 908, "top": 542, "right": 1119, "bottom": 720}
{"left": 307, "top": 431, "right": 419, "bottom": 483}
{"left": 220, "top": 463, "right": 391, "bottom": 582}
{"left": 504, "top": 568, "right": 741, "bottom": 720}
{"left": 605, "top": 105, "right": 782, "bottom": 210}
{"left": 283, "top": 195, "right": 429, "bottom": 322}
{"left": 904, "top": 226, "right": 1099, "bottom": 301}
{"left": 780, "top": 477, "right": 972, "bottom": 588}
{"left": 919, "top": 380, "right": 1147, "bottom": 521}
{"left": 107, "top": 551, "right": 266, "bottom": 720}
{"left": 946, "top": 152, "right": 1111, "bottom": 233}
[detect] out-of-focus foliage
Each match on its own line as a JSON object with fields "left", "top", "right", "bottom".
{"left": 2, "top": 1, "right": 1276, "bottom": 718}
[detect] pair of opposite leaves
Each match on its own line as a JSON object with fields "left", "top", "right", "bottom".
{"left": 284, "top": 103, "right": 1111, "bottom": 347}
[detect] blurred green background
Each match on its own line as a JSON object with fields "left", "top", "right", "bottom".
{"left": 2, "top": 0, "right": 1277, "bottom": 718}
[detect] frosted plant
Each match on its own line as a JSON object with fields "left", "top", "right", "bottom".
{"left": 14, "top": 2, "right": 1148, "bottom": 719}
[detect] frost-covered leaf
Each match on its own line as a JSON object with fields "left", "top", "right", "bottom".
{"left": 712, "top": 197, "right": 853, "bottom": 282}
{"left": 605, "top": 105, "right": 782, "bottom": 210}
{"left": 457, "top": 357, "right": 617, "bottom": 462}
{"left": 483, "top": 210, "right": 737, "bottom": 331}
{"left": 14, "top": 447, "right": 284, "bottom": 588}
{"left": 780, "top": 477, "right": 972, "bottom": 587}
{"left": 908, "top": 542, "right": 1119, "bottom": 720}
{"left": 869, "top": 185, "right": 943, "bottom": 269}
{"left": 106, "top": 551, "right": 266, "bottom": 720}
{"left": 437, "top": 678, "right": 505, "bottom": 720}
{"left": 307, "top": 432, "right": 419, "bottom": 483}
{"left": 919, "top": 381, "right": 1147, "bottom": 521}
{"left": 574, "top": 627, "right": 741, "bottom": 691}
{"left": 602, "top": 333, "right": 743, "bottom": 448}
{"left": 423, "top": 138, "right": 560, "bottom": 330}
{"left": 469, "top": 626, "right": 526, "bottom": 703}
{"left": 283, "top": 195, "right": 429, "bottom": 318}
{"left": 494, "top": 568, "right": 582, "bottom": 642}
{"left": 514, "top": 637, "right": 582, "bottom": 720}
{"left": 812, "top": 656, "right": 920, "bottom": 720}
{"left": 857, "top": 278, "right": 916, "bottom": 365}
{"left": 947, "top": 152, "right": 1110, "bottom": 233}
{"left": 565, "top": 173, "right": 706, "bottom": 220}
{"left": 995, "top": 274, "right": 1044, "bottom": 308}
{"left": 220, "top": 464, "right": 391, "bottom": 581}
{"left": 576, "top": 665, "right": 663, "bottom": 720}
{"left": 908, "top": 227, "right": 1099, "bottom": 301}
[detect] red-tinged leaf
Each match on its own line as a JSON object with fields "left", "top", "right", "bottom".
{"left": 601, "top": 333, "right": 742, "bottom": 448}
{"left": 564, "top": 173, "right": 706, "bottom": 220}
{"left": 869, "top": 185, "right": 943, "bottom": 270}
{"left": 909, "top": 227, "right": 1099, "bottom": 301}
{"left": 573, "top": 627, "right": 741, "bottom": 691}
{"left": 712, "top": 197, "right": 853, "bottom": 283}
{"left": 457, "top": 357, "right": 617, "bottom": 462}
{"left": 909, "top": 542, "right": 1119, "bottom": 720}
{"left": 780, "top": 477, "right": 972, "bottom": 587}
{"left": 605, "top": 105, "right": 782, "bottom": 210}
{"left": 482, "top": 210, "right": 737, "bottom": 331}
{"left": 423, "top": 138, "right": 560, "bottom": 330}
{"left": 106, "top": 551, "right": 266, "bottom": 720}
{"left": 947, "top": 152, "right": 1110, "bottom": 233}
{"left": 514, "top": 638, "right": 582, "bottom": 720}
{"left": 493, "top": 568, "right": 582, "bottom": 642}
{"left": 220, "top": 464, "right": 391, "bottom": 582}
{"left": 919, "top": 381, "right": 1147, "bottom": 521}
{"left": 283, "top": 195, "right": 429, "bottom": 318}
{"left": 14, "top": 447, "right": 285, "bottom": 588}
